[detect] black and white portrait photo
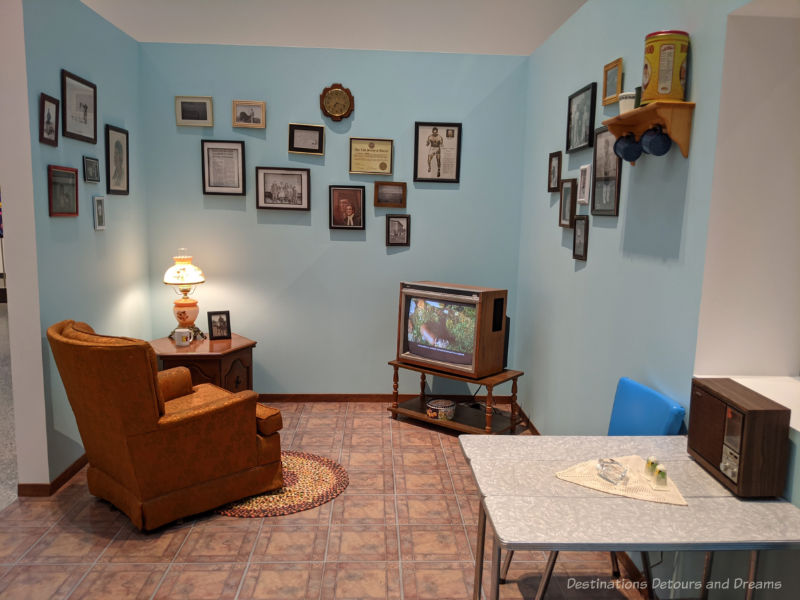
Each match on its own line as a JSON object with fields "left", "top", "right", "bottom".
{"left": 414, "top": 122, "right": 462, "bottom": 183}
{"left": 573, "top": 215, "right": 588, "bottom": 260}
{"left": 39, "top": 93, "right": 59, "bottom": 146}
{"left": 386, "top": 214, "right": 410, "bottom": 247}
{"left": 547, "top": 151, "right": 562, "bottom": 192}
{"left": 207, "top": 311, "right": 231, "bottom": 340}
{"left": 566, "top": 83, "right": 596, "bottom": 153}
{"left": 256, "top": 167, "right": 310, "bottom": 211}
{"left": 92, "top": 195, "right": 106, "bottom": 230}
{"left": 577, "top": 163, "right": 591, "bottom": 205}
{"left": 559, "top": 178, "right": 577, "bottom": 228}
{"left": 105, "top": 125, "right": 129, "bottom": 195}
{"left": 591, "top": 127, "right": 621, "bottom": 216}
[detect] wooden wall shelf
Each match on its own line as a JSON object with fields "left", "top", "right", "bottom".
{"left": 602, "top": 101, "right": 696, "bottom": 158}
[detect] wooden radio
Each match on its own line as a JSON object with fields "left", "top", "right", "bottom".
{"left": 688, "top": 377, "right": 790, "bottom": 498}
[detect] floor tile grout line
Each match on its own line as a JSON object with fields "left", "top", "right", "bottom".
{"left": 233, "top": 515, "right": 267, "bottom": 600}
{"left": 144, "top": 518, "right": 198, "bottom": 600}
{"left": 389, "top": 409, "right": 406, "bottom": 600}
{"left": 63, "top": 521, "right": 125, "bottom": 599}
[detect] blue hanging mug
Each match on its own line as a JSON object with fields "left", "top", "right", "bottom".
{"left": 640, "top": 125, "right": 672, "bottom": 156}
{"left": 613, "top": 133, "right": 642, "bottom": 162}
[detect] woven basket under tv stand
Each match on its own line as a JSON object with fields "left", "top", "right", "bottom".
{"left": 388, "top": 360, "right": 525, "bottom": 434}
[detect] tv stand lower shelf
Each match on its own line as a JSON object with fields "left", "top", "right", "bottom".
{"left": 388, "top": 360, "right": 524, "bottom": 435}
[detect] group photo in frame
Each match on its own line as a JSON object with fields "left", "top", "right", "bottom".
{"left": 207, "top": 310, "right": 232, "bottom": 340}
{"left": 92, "top": 195, "right": 106, "bottom": 231}
{"left": 202, "top": 140, "right": 245, "bottom": 195}
{"left": 349, "top": 137, "right": 393, "bottom": 175}
{"left": 175, "top": 96, "right": 213, "bottom": 127}
{"left": 413, "top": 122, "right": 461, "bottom": 183}
{"left": 61, "top": 69, "right": 97, "bottom": 144}
{"left": 591, "top": 126, "right": 622, "bottom": 216}
{"left": 559, "top": 178, "right": 577, "bottom": 228}
{"left": 232, "top": 100, "right": 265, "bottom": 128}
{"left": 566, "top": 82, "right": 596, "bottom": 153}
{"left": 255, "top": 166, "right": 310, "bottom": 211}
{"left": 547, "top": 151, "right": 562, "bottom": 192}
{"left": 374, "top": 181, "right": 406, "bottom": 208}
{"left": 105, "top": 125, "right": 129, "bottom": 195}
{"left": 329, "top": 185, "right": 365, "bottom": 230}
{"left": 39, "top": 93, "right": 59, "bottom": 146}
{"left": 48, "top": 165, "right": 79, "bottom": 217}
{"left": 602, "top": 58, "right": 624, "bottom": 106}
{"left": 386, "top": 214, "right": 410, "bottom": 247}
{"left": 83, "top": 156, "right": 100, "bottom": 183}
{"left": 288, "top": 123, "right": 324, "bottom": 155}
{"left": 573, "top": 215, "right": 589, "bottom": 261}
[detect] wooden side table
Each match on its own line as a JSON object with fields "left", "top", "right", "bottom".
{"left": 150, "top": 333, "right": 256, "bottom": 394}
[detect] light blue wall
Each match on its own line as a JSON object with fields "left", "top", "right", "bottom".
{"left": 514, "top": 0, "right": 747, "bottom": 434}
{"left": 24, "top": 0, "right": 151, "bottom": 478}
{"left": 139, "top": 44, "right": 527, "bottom": 394}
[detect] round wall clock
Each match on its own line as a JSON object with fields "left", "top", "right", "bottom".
{"left": 320, "top": 83, "right": 354, "bottom": 121}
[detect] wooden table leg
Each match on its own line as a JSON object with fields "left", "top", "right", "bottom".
{"left": 391, "top": 364, "right": 399, "bottom": 419}
{"left": 472, "top": 500, "right": 487, "bottom": 600}
{"left": 745, "top": 550, "right": 759, "bottom": 600}
{"left": 489, "top": 534, "right": 502, "bottom": 600}
{"left": 485, "top": 385, "right": 494, "bottom": 433}
{"left": 510, "top": 377, "right": 519, "bottom": 434}
{"left": 420, "top": 372, "right": 426, "bottom": 402}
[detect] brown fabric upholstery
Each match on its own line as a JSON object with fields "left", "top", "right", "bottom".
{"left": 256, "top": 404, "right": 283, "bottom": 435}
{"left": 46, "top": 319, "right": 283, "bottom": 531}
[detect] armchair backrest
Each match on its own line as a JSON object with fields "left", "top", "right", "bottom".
{"left": 607, "top": 376, "right": 685, "bottom": 436}
{"left": 46, "top": 320, "right": 167, "bottom": 493}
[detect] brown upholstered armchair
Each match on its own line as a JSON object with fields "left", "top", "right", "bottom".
{"left": 46, "top": 320, "right": 283, "bottom": 531}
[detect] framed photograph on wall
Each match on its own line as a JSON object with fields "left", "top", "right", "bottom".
{"left": 413, "top": 122, "right": 461, "bottom": 183}
{"left": 48, "top": 165, "right": 78, "bottom": 217}
{"left": 175, "top": 96, "right": 213, "bottom": 127}
{"left": 591, "top": 126, "right": 622, "bottom": 216}
{"left": 329, "top": 185, "right": 365, "bottom": 230}
{"left": 255, "top": 166, "right": 310, "bottom": 210}
{"left": 207, "top": 310, "right": 231, "bottom": 340}
{"left": 559, "top": 178, "right": 577, "bottom": 228}
{"left": 350, "top": 137, "right": 393, "bottom": 175}
{"left": 83, "top": 156, "right": 100, "bottom": 183}
{"left": 386, "top": 214, "right": 410, "bottom": 247}
{"left": 577, "top": 163, "right": 591, "bottom": 205}
{"left": 92, "top": 195, "right": 106, "bottom": 230}
{"left": 566, "top": 82, "right": 596, "bottom": 153}
{"left": 288, "top": 123, "right": 324, "bottom": 155}
{"left": 105, "top": 125, "right": 129, "bottom": 195}
{"left": 547, "top": 151, "right": 562, "bottom": 192}
{"left": 374, "top": 181, "right": 406, "bottom": 208}
{"left": 202, "top": 140, "right": 245, "bottom": 195}
{"left": 39, "top": 93, "right": 59, "bottom": 146}
{"left": 232, "top": 100, "right": 265, "bottom": 128}
{"left": 61, "top": 70, "right": 97, "bottom": 144}
{"left": 573, "top": 215, "right": 589, "bottom": 260}
{"left": 602, "top": 58, "right": 623, "bottom": 106}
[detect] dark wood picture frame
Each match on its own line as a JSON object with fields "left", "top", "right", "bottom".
{"left": 202, "top": 140, "right": 246, "bottom": 196}
{"left": 559, "top": 178, "right": 577, "bottom": 228}
{"left": 105, "top": 125, "right": 129, "bottom": 195}
{"left": 61, "top": 69, "right": 97, "bottom": 144}
{"left": 48, "top": 165, "right": 79, "bottom": 217}
{"left": 329, "top": 185, "right": 365, "bottom": 230}
{"left": 602, "top": 58, "right": 624, "bottom": 106}
{"left": 39, "top": 93, "right": 59, "bottom": 146}
{"left": 288, "top": 123, "right": 324, "bottom": 155}
{"left": 374, "top": 181, "right": 407, "bottom": 208}
{"left": 591, "top": 126, "right": 622, "bottom": 216}
{"left": 255, "top": 166, "right": 310, "bottom": 211}
{"left": 413, "top": 122, "right": 462, "bottom": 183}
{"left": 207, "top": 310, "right": 232, "bottom": 340}
{"left": 83, "top": 156, "right": 100, "bottom": 183}
{"left": 573, "top": 215, "right": 589, "bottom": 260}
{"left": 547, "top": 151, "right": 562, "bottom": 192}
{"left": 566, "top": 82, "right": 596, "bottom": 153}
{"left": 386, "top": 214, "right": 410, "bottom": 247}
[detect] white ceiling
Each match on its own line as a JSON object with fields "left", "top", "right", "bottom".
{"left": 80, "top": 0, "right": 587, "bottom": 56}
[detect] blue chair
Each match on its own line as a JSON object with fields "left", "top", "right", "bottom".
{"left": 500, "top": 377, "right": 686, "bottom": 599}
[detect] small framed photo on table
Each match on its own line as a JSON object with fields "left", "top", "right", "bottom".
{"left": 547, "top": 151, "right": 562, "bottom": 192}
{"left": 207, "top": 310, "right": 231, "bottom": 340}
{"left": 48, "top": 165, "right": 79, "bottom": 217}
{"left": 175, "top": 96, "right": 213, "bottom": 127}
{"left": 566, "top": 82, "right": 596, "bottom": 153}
{"left": 374, "top": 181, "right": 406, "bottom": 208}
{"left": 413, "top": 122, "right": 461, "bottom": 183}
{"left": 329, "top": 185, "right": 365, "bottom": 230}
{"left": 559, "top": 178, "right": 577, "bottom": 228}
{"left": 256, "top": 166, "right": 310, "bottom": 211}
{"left": 202, "top": 140, "right": 245, "bottom": 195}
{"left": 61, "top": 70, "right": 96, "bottom": 144}
{"left": 105, "top": 125, "right": 129, "bottom": 195}
{"left": 232, "top": 100, "right": 265, "bottom": 128}
{"left": 39, "top": 93, "right": 59, "bottom": 146}
{"left": 350, "top": 137, "right": 393, "bottom": 175}
{"left": 288, "top": 123, "right": 324, "bottom": 155}
{"left": 573, "top": 215, "right": 589, "bottom": 260}
{"left": 386, "top": 214, "right": 410, "bottom": 247}
{"left": 92, "top": 196, "right": 106, "bottom": 230}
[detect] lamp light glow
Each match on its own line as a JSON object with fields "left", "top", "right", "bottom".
{"left": 163, "top": 248, "right": 206, "bottom": 340}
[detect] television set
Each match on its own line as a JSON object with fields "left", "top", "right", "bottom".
{"left": 396, "top": 281, "right": 509, "bottom": 379}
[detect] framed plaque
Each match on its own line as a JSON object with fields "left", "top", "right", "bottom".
{"left": 349, "top": 138, "right": 393, "bottom": 175}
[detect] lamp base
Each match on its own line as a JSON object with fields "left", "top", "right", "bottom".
{"left": 168, "top": 325, "right": 206, "bottom": 341}
{"left": 169, "top": 297, "right": 206, "bottom": 340}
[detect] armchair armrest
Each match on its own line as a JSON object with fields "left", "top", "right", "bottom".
{"left": 157, "top": 367, "right": 194, "bottom": 402}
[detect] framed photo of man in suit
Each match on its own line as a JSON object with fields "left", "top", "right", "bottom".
{"left": 591, "top": 126, "right": 621, "bottom": 216}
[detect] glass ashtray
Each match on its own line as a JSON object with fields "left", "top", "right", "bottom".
{"left": 596, "top": 458, "right": 629, "bottom": 485}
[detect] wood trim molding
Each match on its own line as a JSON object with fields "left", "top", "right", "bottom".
{"left": 17, "top": 453, "right": 87, "bottom": 497}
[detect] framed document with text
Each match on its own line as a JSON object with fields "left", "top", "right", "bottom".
{"left": 349, "top": 137, "right": 393, "bottom": 175}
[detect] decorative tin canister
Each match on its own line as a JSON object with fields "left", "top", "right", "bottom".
{"left": 641, "top": 30, "right": 690, "bottom": 104}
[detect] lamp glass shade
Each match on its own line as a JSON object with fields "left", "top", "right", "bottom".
{"left": 163, "top": 250, "right": 205, "bottom": 286}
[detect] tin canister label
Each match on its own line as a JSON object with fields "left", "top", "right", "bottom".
{"left": 642, "top": 31, "right": 689, "bottom": 104}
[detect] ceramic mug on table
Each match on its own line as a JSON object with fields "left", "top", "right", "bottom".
{"left": 174, "top": 328, "right": 194, "bottom": 347}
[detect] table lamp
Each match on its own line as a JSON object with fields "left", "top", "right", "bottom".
{"left": 163, "top": 248, "right": 206, "bottom": 340}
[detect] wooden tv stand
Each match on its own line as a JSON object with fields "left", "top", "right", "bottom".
{"left": 388, "top": 360, "right": 524, "bottom": 434}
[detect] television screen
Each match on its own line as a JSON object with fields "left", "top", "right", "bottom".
{"left": 406, "top": 296, "right": 476, "bottom": 366}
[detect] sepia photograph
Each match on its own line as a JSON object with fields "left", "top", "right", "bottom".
{"left": 48, "top": 165, "right": 79, "bottom": 217}
{"left": 92, "top": 195, "right": 106, "bottom": 230}
{"left": 566, "top": 82, "right": 596, "bottom": 153}
{"left": 414, "top": 122, "right": 462, "bottom": 183}
{"left": 202, "top": 140, "right": 245, "bottom": 195}
{"left": 39, "top": 93, "right": 59, "bottom": 146}
{"left": 386, "top": 214, "right": 410, "bottom": 247}
{"left": 83, "top": 156, "right": 100, "bottom": 183}
{"left": 61, "top": 70, "right": 97, "bottom": 144}
{"left": 591, "top": 126, "right": 621, "bottom": 216}
{"left": 547, "top": 151, "right": 562, "bottom": 192}
{"left": 175, "top": 96, "right": 214, "bottom": 126}
{"left": 105, "top": 125, "right": 129, "bottom": 195}
{"left": 207, "top": 310, "right": 231, "bottom": 340}
{"left": 374, "top": 181, "right": 406, "bottom": 208}
{"left": 329, "top": 185, "right": 365, "bottom": 230}
{"left": 256, "top": 166, "right": 310, "bottom": 210}
{"left": 232, "top": 100, "right": 265, "bottom": 128}
{"left": 559, "top": 178, "right": 577, "bottom": 228}
{"left": 573, "top": 215, "right": 589, "bottom": 260}
{"left": 577, "top": 163, "right": 591, "bottom": 205}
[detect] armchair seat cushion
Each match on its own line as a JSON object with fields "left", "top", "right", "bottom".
{"left": 256, "top": 404, "right": 283, "bottom": 435}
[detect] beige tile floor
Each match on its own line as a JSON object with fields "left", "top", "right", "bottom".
{"left": 0, "top": 401, "right": 640, "bottom": 599}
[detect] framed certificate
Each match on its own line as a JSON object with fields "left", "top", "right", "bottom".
{"left": 349, "top": 137, "right": 393, "bottom": 175}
